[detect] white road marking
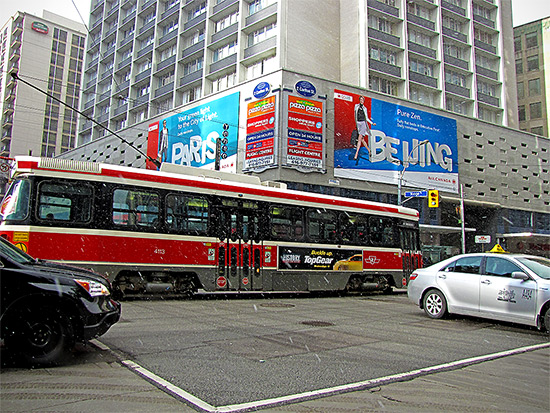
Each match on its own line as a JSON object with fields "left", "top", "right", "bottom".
{"left": 113, "top": 342, "right": 550, "bottom": 413}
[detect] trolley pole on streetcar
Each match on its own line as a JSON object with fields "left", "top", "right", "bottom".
{"left": 397, "top": 140, "right": 429, "bottom": 205}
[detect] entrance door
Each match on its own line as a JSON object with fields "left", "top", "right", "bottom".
{"left": 216, "top": 200, "right": 263, "bottom": 291}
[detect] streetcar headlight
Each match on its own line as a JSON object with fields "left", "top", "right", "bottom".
{"left": 75, "top": 279, "right": 110, "bottom": 297}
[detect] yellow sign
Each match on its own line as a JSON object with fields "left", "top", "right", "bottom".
{"left": 13, "top": 232, "right": 29, "bottom": 242}
{"left": 489, "top": 244, "right": 507, "bottom": 253}
{"left": 14, "top": 242, "right": 28, "bottom": 253}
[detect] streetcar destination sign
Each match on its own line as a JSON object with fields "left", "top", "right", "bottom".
{"left": 404, "top": 190, "right": 428, "bottom": 197}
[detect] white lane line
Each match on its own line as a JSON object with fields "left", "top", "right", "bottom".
{"left": 116, "top": 342, "right": 550, "bottom": 413}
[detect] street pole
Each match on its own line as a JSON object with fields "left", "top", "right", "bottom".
{"left": 398, "top": 140, "right": 429, "bottom": 205}
{"left": 461, "top": 183, "right": 466, "bottom": 254}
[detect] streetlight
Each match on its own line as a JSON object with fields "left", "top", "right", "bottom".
{"left": 397, "top": 139, "right": 429, "bottom": 205}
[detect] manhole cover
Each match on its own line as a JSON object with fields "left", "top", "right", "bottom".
{"left": 301, "top": 320, "right": 334, "bottom": 327}
{"left": 260, "top": 303, "right": 295, "bottom": 308}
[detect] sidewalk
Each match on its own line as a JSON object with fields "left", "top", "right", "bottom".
{"left": 1, "top": 342, "right": 549, "bottom": 412}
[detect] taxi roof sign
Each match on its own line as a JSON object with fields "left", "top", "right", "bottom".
{"left": 489, "top": 244, "right": 507, "bottom": 253}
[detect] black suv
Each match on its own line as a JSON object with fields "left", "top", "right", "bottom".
{"left": 0, "top": 237, "right": 121, "bottom": 366}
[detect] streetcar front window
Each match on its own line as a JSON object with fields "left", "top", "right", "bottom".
{"left": 37, "top": 181, "right": 93, "bottom": 223}
{"left": 0, "top": 179, "right": 31, "bottom": 222}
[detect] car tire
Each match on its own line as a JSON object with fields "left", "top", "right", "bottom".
{"left": 10, "top": 306, "right": 74, "bottom": 366}
{"left": 423, "top": 289, "right": 447, "bottom": 319}
{"left": 543, "top": 307, "right": 550, "bottom": 333}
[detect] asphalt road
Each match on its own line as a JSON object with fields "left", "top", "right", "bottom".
{"left": 1, "top": 291, "right": 549, "bottom": 412}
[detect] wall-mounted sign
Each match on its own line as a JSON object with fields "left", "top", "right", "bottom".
{"left": 244, "top": 95, "right": 277, "bottom": 171}
{"left": 295, "top": 80, "right": 316, "bottom": 97}
{"left": 253, "top": 82, "right": 271, "bottom": 99}
{"left": 31, "top": 21, "right": 49, "bottom": 34}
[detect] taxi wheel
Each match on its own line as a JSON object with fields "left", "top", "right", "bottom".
{"left": 543, "top": 308, "right": 550, "bottom": 333}
{"left": 423, "top": 289, "right": 447, "bottom": 319}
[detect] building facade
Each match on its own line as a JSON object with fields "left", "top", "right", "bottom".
{"left": 0, "top": 11, "right": 86, "bottom": 159}
{"left": 514, "top": 16, "right": 550, "bottom": 137}
{"left": 60, "top": 69, "right": 550, "bottom": 259}
{"left": 78, "top": 0, "right": 518, "bottom": 145}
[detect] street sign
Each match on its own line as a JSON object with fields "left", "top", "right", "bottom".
{"left": 475, "top": 235, "right": 491, "bottom": 244}
{"left": 404, "top": 190, "right": 428, "bottom": 197}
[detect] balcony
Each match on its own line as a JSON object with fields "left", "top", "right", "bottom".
{"left": 120, "top": 35, "right": 134, "bottom": 48}
{"left": 445, "top": 82, "right": 470, "bottom": 98}
{"left": 184, "top": 13, "right": 206, "bottom": 31}
{"left": 132, "top": 94, "right": 149, "bottom": 108}
{"left": 211, "top": 23, "right": 238, "bottom": 45}
{"left": 474, "top": 39, "right": 497, "bottom": 55}
{"left": 243, "top": 36, "right": 276, "bottom": 59}
{"left": 113, "top": 103, "right": 128, "bottom": 116}
{"left": 477, "top": 92, "right": 499, "bottom": 107}
{"left": 442, "top": 27, "right": 467, "bottom": 43}
{"left": 441, "top": 0, "right": 466, "bottom": 17}
{"left": 409, "top": 71, "right": 438, "bottom": 88}
{"left": 156, "top": 55, "right": 176, "bottom": 72}
{"left": 158, "top": 29, "right": 178, "bottom": 47}
{"left": 369, "top": 59, "right": 402, "bottom": 78}
{"left": 137, "top": 43, "right": 154, "bottom": 58}
{"left": 368, "top": 28, "right": 400, "bottom": 47}
{"left": 154, "top": 82, "right": 174, "bottom": 98}
{"left": 245, "top": 3, "right": 277, "bottom": 27}
{"left": 179, "top": 69, "right": 203, "bottom": 87}
{"left": 367, "top": 0, "right": 399, "bottom": 18}
{"left": 182, "top": 40, "right": 205, "bottom": 59}
{"left": 161, "top": 2, "right": 180, "bottom": 20}
{"left": 117, "top": 56, "right": 132, "bottom": 71}
{"left": 407, "top": 13, "right": 435, "bottom": 31}
{"left": 139, "top": 19, "right": 156, "bottom": 35}
{"left": 214, "top": 0, "right": 239, "bottom": 15}
{"left": 473, "top": 14, "right": 495, "bottom": 29}
{"left": 408, "top": 41, "right": 437, "bottom": 59}
{"left": 476, "top": 65, "right": 498, "bottom": 80}
{"left": 209, "top": 54, "right": 237, "bottom": 74}
{"left": 134, "top": 68, "right": 151, "bottom": 83}
{"left": 444, "top": 54, "right": 469, "bottom": 70}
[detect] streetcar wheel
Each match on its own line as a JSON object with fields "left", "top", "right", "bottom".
{"left": 9, "top": 307, "right": 74, "bottom": 366}
{"left": 422, "top": 289, "right": 447, "bottom": 319}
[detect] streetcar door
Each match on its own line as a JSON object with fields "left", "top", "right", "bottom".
{"left": 399, "top": 226, "right": 420, "bottom": 286}
{"left": 217, "top": 200, "right": 263, "bottom": 291}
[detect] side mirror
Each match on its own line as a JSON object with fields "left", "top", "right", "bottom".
{"left": 512, "top": 271, "right": 529, "bottom": 281}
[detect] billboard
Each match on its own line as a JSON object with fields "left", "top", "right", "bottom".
{"left": 146, "top": 92, "right": 240, "bottom": 171}
{"left": 333, "top": 90, "right": 459, "bottom": 193}
{"left": 284, "top": 95, "right": 325, "bottom": 171}
{"left": 244, "top": 95, "right": 277, "bottom": 171}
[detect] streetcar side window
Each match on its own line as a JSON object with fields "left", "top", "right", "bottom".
{"left": 37, "top": 181, "right": 92, "bottom": 223}
{"left": 0, "top": 179, "right": 31, "bottom": 221}
{"left": 339, "top": 213, "right": 369, "bottom": 246}
{"left": 269, "top": 206, "right": 304, "bottom": 241}
{"left": 112, "top": 189, "right": 159, "bottom": 228}
{"left": 166, "top": 194, "right": 209, "bottom": 235}
{"left": 307, "top": 209, "right": 337, "bottom": 242}
{"left": 369, "top": 216, "right": 396, "bottom": 247}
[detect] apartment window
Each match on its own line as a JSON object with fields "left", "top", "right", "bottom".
{"left": 370, "top": 45, "right": 396, "bottom": 65}
{"left": 122, "top": 26, "right": 135, "bottom": 39}
{"left": 138, "top": 59, "right": 152, "bottom": 72}
{"left": 515, "top": 58, "right": 523, "bottom": 74}
{"left": 531, "top": 126, "right": 544, "bottom": 135}
{"left": 445, "top": 70, "right": 467, "bottom": 87}
{"left": 407, "top": 2, "right": 431, "bottom": 20}
{"left": 525, "top": 32, "right": 538, "bottom": 48}
{"left": 442, "top": 15, "right": 463, "bottom": 32}
{"left": 368, "top": 15, "right": 394, "bottom": 35}
{"left": 212, "top": 72, "right": 236, "bottom": 93}
{"left": 134, "top": 109, "right": 147, "bottom": 123}
{"left": 518, "top": 105, "right": 526, "bottom": 121}
{"left": 213, "top": 41, "right": 237, "bottom": 62}
{"left": 121, "top": 48, "right": 133, "bottom": 61}
{"left": 478, "top": 107, "right": 500, "bottom": 123}
{"left": 164, "top": 0, "right": 179, "bottom": 12}
{"left": 182, "top": 85, "right": 202, "bottom": 104}
{"left": 447, "top": 0, "right": 463, "bottom": 6}
{"left": 514, "top": 36, "right": 522, "bottom": 51}
{"left": 446, "top": 96, "right": 466, "bottom": 114}
{"left": 141, "top": 34, "right": 155, "bottom": 48}
{"left": 143, "top": 11, "right": 156, "bottom": 25}
{"left": 528, "top": 78, "right": 541, "bottom": 96}
{"left": 477, "top": 54, "right": 496, "bottom": 70}
{"left": 183, "top": 57, "right": 203, "bottom": 75}
{"left": 248, "top": 22, "right": 277, "bottom": 47}
{"left": 188, "top": 2, "right": 206, "bottom": 20}
{"left": 369, "top": 75, "right": 397, "bottom": 96}
{"left": 160, "top": 44, "right": 177, "bottom": 60}
{"left": 158, "top": 70, "right": 175, "bottom": 87}
{"left": 248, "top": 0, "right": 276, "bottom": 15}
{"left": 189, "top": 28, "right": 205, "bottom": 46}
{"left": 409, "top": 29, "right": 431, "bottom": 47}
{"left": 472, "top": 3, "right": 491, "bottom": 19}
{"left": 410, "top": 86, "right": 435, "bottom": 106}
{"left": 162, "top": 18, "right": 178, "bottom": 36}
{"left": 517, "top": 82, "right": 524, "bottom": 99}
{"left": 410, "top": 58, "right": 434, "bottom": 77}
{"left": 115, "top": 118, "right": 127, "bottom": 131}
{"left": 138, "top": 84, "right": 150, "bottom": 97}
{"left": 444, "top": 42, "right": 465, "bottom": 59}
{"left": 530, "top": 102, "right": 542, "bottom": 118}
{"left": 478, "top": 81, "right": 496, "bottom": 97}
{"left": 155, "top": 98, "right": 172, "bottom": 114}
{"left": 527, "top": 55, "right": 539, "bottom": 71}
{"left": 215, "top": 11, "right": 239, "bottom": 33}
{"left": 475, "top": 30, "right": 493, "bottom": 45}
{"left": 246, "top": 55, "right": 276, "bottom": 79}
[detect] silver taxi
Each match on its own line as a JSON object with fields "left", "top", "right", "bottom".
{"left": 408, "top": 253, "right": 550, "bottom": 331}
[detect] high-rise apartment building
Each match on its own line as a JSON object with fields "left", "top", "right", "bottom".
{"left": 79, "top": 0, "right": 517, "bottom": 144}
{"left": 514, "top": 16, "right": 550, "bottom": 137}
{"left": 0, "top": 11, "right": 86, "bottom": 158}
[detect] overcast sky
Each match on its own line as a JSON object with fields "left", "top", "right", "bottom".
{"left": 1, "top": 0, "right": 549, "bottom": 39}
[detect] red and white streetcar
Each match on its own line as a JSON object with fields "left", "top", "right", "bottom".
{"left": 0, "top": 157, "right": 422, "bottom": 297}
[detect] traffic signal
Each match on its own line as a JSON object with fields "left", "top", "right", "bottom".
{"left": 428, "top": 190, "right": 439, "bottom": 208}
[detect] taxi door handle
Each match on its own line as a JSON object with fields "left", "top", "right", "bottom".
{"left": 481, "top": 279, "right": 491, "bottom": 285}
{"left": 438, "top": 274, "right": 447, "bottom": 279}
